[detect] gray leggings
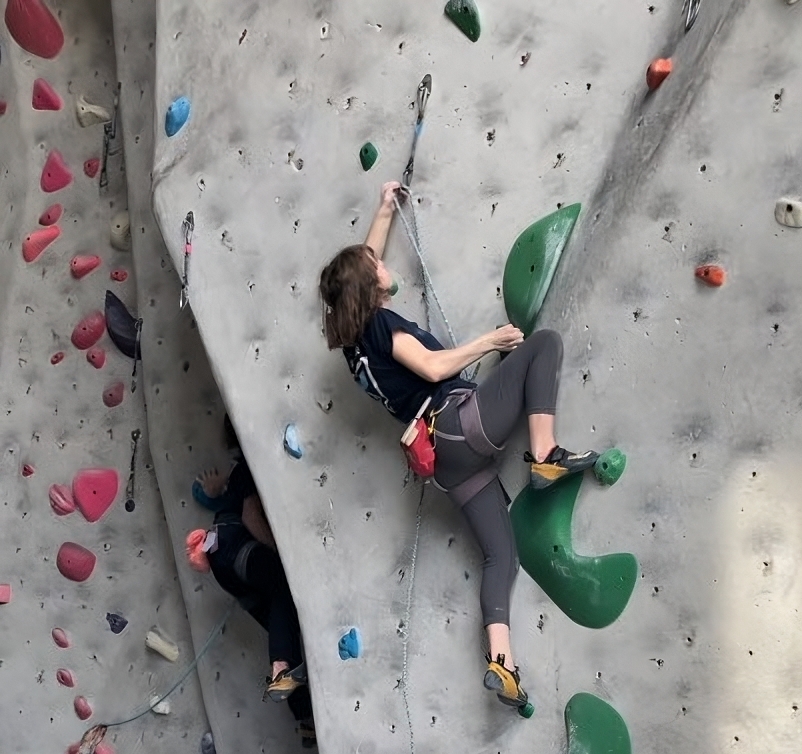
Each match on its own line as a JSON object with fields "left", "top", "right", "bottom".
{"left": 433, "top": 329, "right": 563, "bottom": 626}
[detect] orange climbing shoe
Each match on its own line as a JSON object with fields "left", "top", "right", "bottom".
{"left": 483, "top": 654, "right": 529, "bottom": 708}
{"left": 527, "top": 447, "right": 599, "bottom": 490}
{"left": 264, "top": 662, "right": 307, "bottom": 703}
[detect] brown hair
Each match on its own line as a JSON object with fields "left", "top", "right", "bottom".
{"left": 319, "top": 244, "right": 386, "bottom": 349}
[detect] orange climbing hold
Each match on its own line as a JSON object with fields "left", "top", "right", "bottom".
{"left": 70, "top": 254, "right": 101, "bottom": 279}
{"left": 84, "top": 157, "right": 100, "bottom": 179}
{"left": 71, "top": 310, "right": 106, "bottom": 349}
{"left": 103, "top": 381, "right": 125, "bottom": 408}
{"left": 86, "top": 347, "right": 106, "bottom": 369}
{"left": 0, "top": 584, "right": 11, "bottom": 604}
{"left": 41, "top": 150, "right": 72, "bottom": 192}
{"left": 39, "top": 202, "right": 63, "bottom": 225}
{"left": 646, "top": 58, "right": 672, "bottom": 90}
{"left": 57, "top": 542, "right": 96, "bottom": 582}
{"left": 695, "top": 264, "right": 726, "bottom": 287}
{"left": 5, "top": 0, "right": 65, "bottom": 59}
{"left": 32, "top": 77, "right": 62, "bottom": 110}
{"left": 22, "top": 225, "right": 60, "bottom": 262}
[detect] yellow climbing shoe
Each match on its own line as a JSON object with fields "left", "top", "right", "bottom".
{"left": 483, "top": 654, "right": 529, "bottom": 708}
{"left": 527, "top": 447, "right": 599, "bottom": 490}
{"left": 264, "top": 662, "right": 307, "bottom": 703}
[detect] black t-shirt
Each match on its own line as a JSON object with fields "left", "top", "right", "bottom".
{"left": 212, "top": 458, "right": 257, "bottom": 525}
{"left": 343, "top": 308, "right": 475, "bottom": 424}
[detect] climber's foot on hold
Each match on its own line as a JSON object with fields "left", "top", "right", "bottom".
{"left": 299, "top": 718, "right": 317, "bottom": 749}
{"left": 264, "top": 661, "right": 307, "bottom": 703}
{"left": 484, "top": 654, "right": 532, "bottom": 716}
{"left": 527, "top": 447, "right": 599, "bottom": 490}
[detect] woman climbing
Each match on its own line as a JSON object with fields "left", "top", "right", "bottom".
{"left": 318, "top": 181, "right": 598, "bottom": 712}
{"left": 190, "top": 415, "right": 316, "bottom": 748}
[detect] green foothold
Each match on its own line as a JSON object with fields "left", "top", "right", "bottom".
{"left": 519, "top": 701, "right": 535, "bottom": 719}
{"left": 565, "top": 693, "right": 631, "bottom": 754}
{"left": 388, "top": 278, "right": 399, "bottom": 297}
{"left": 594, "top": 448, "right": 627, "bottom": 486}
{"left": 509, "top": 474, "right": 637, "bottom": 629}
{"left": 502, "top": 203, "right": 581, "bottom": 338}
{"left": 444, "top": 0, "right": 481, "bottom": 42}
{"left": 359, "top": 142, "right": 379, "bottom": 171}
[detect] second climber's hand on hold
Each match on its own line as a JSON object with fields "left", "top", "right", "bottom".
{"left": 380, "top": 180, "right": 403, "bottom": 211}
{"left": 197, "top": 467, "right": 225, "bottom": 497}
{"left": 486, "top": 324, "right": 524, "bottom": 352}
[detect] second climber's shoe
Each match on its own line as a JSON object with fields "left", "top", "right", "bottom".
{"left": 264, "top": 661, "right": 307, "bottom": 703}
{"left": 483, "top": 654, "right": 528, "bottom": 708}
{"left": 299, "top": 718, "right": 317, "bottom": 749}
{"left": 527, "top": 447, "right": 599, "bottom": 490}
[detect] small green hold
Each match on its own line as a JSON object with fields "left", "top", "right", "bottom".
{"left": 359, "top": 142, "right": 379, "bottom": 171}
{"left": 594, "top": 448, "right": 627, "bottom": 486}
{"left": 444, "top": 0, "right": 481, "bottom": 43}
{"left": 519, "top": 701, "right": 535, "bottom": 719}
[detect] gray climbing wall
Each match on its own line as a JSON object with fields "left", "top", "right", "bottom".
{"left": 0, "top": 1, "right": 207, "bottom": 751}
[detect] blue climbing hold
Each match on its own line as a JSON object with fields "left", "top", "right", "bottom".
{"left": 338, "top": 628, "right": 362, "bottom": 660}
{"left": 165, "top": 96, "right": 191, "bottom": 137}
{"left": 283, "top": 424, "right": 303, "bottom": 459}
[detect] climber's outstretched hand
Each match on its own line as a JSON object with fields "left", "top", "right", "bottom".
{"left": 484, "top": 324, "right": 524, "bottom": 352}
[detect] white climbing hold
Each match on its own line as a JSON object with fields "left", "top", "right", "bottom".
{"left": 149, "top": 695, "right": 171, "bottom": 715}
{"left": 110, "top": 211, "right": 131, "bottom": 250}
{"left": 775, "top": 197, "right": 802, "bottom": 228}
{"left": 788, "top": 0, "right": 799, "bottom": 6}
{"left": 76, "top": 95, "right": 111, "bottom": 127}
{"left": 145, "top": 627, "right": 180, "bottom": 662}
{"left": 320, "top": 22, "right": 331, "bottom": 39}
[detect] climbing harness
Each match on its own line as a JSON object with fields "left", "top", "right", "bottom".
{"left": 124, "top": 429, "right": 141, "bottom": 511}
{"left": 682, "top": 0, "right": 701, "bottom": 31}
{"left": 75, "top": 603, "right": 235, "bottom": 753}
{"left": 180, "top": 211, "right": 194, "bottom": 309}
{"left": 99, "top": 83, "right": 121, "bottom": 192}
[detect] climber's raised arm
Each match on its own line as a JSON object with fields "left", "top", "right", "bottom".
{"left": 364, "top": 181, "right": 402, "bottom": 259}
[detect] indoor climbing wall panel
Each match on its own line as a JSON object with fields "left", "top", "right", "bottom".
{"left": 0, "top": 1, "right": 207, "bottom": 752}
{"left": 109, "top": 0, "right": 302, "bottom": 750}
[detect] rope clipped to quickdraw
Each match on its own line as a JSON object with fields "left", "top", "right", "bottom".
{"left": 75, "top": 602, "right": 235, "bottom": 753}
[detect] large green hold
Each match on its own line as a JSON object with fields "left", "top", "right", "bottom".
{"left": 503, "top": 203, "right": 581, "bottom": 337}
{"left": 565, "top": 693, "right": 632, "bottom": 754}
{"left": 509, "top": 474, "right": 637, "bottom": 629}
{"left": 444, "top": 0, "right": 481, "bottom": 42}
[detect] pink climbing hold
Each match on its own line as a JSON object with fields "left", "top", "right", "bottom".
{"left": 67, "top": 742, "right": 114, "bottom": 754}
{"left": 74, "top": 696, "right": 93, "bottom": 721}
{"left": 0, "top": 584, "right": 11, "bottom": 604}
{"left": 39, "top": 202, "right": 63, "bottom": 226}
{"left": 22, "top": 464, "right": 35, "bottom": 477}
{"left": 84, "top": 158, "right": 100, "bottom": 179}
{"left": 103, "top": 381, "right": 125, "bottom": 408}
{"left": 56, "top": 669, "right": 75, "bottom": 687}
{"left": 86, "top": 347, "right": 106, "bottom": 369}
{"left": 32, "top": 78, "right": 62, "bottom": 110}
{"left": 4, "top": 0, "right": 65, "bottom": 59}
{"left": 110, "top": 269, "right": 128, "bottom": 282}
{"left": 70, "top": 310, "right": 105, "bottom": 350}
{"left": 70, "top": 254, "right": 101, "bottom": 279}
{"left": 40, "top": 150, "right": 72, "bottom": 192}
{"left": 51, "top": 351, "right": 65, "bottom": 365}
{"left": 52, "top": 627, "right": 70, "bottom": 648}
{"left": 0, "top": 101, "right": 7, "bottom": 116}
{"left": 57, "top": 542, "right": 96, "bottom": 582}
{"left": 22, "top": 225, "right": 60, "bottom": 263}
{"left": 49, "top": 484, "right": 76, "bottom": 516}
{"left": 73, "top": 468, "right": 119, "bottom": 523}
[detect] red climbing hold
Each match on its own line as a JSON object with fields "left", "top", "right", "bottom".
{"left": 70, "top": 254, "right": 101, "bottom": 279}
{"left": 103, "top": 381, "right": 125, "bottom": 408}
{"left": 39, "top": 203, "right": 63, "bottom": 226}
{"left": 22, "top": 225, "right": 60, "bottom": 263}
{"left": 22, "top": 464, "right": 35, "bottom": 477}
{"left": 0, "top": 101, "right": 7, "bottom": 116}
{"left": 52, "top": 627, "right": 70, "bottom": 648}
{"left": 647, "top": 58, "right": 672, "bottom": 90}
{"left": 695, "top": 264, "right": 726, "bottom": 287}
{"left": 70, "top": 310, "right": 105, "bottom": 350}
{"left": 56, "top": 669, "right": 75, "bottom": 687}
{"left": 57, "top": 542, "right": 96, "bottom": 582}
{"left": 67, "top": 742, "right": 114, "bottom": 754}
{"left": 73, "top": 468, "right": 119, "bottom": 523}
{"left": 74, "top": 696, "right": 93, "bottom": 721}
{"left": 5, "top": 0, "right": 65, "bottom": 59}
{"left": 41, "top": 150, "right": 72, "bottom": 192}
{"left": 84, "top": 158, "right": 100, "bottom": 179}
{"left": 50, "top": 484, "right": 76, "bottom": 516}
{"left": 86, "top": 347, "right": 106, "bottom": 369}
{"left": 32, "top": 78, "right": 62, "bottom": 110}
{"left": 51, "top": 351, "right": 65, "bottom": 365}
{"left": 0, "top": 584, "right": 11, "bottom": 604}
{"left": 110, "top": 269, "right": 128, "bottom": 282}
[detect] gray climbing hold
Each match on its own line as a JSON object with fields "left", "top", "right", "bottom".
{"left": 283, "top": 424, "right": 303, "bottom": 459}
{"left": 110, "top": 210, "right": 131, "bottom": 250}
{"left": 200, "top": 732, "right": 216, "bottom": 754}
{"left": 166, "top": 96, "right": 191, "bottom": 137}
{"left": 775, "top": 197, "right": 802, "bottom": 228}
{"left": 106, "top": 612, "right": 128, "bottom": 634}
{"left": 76, "top": 95, "right": 110, "bottom": 127}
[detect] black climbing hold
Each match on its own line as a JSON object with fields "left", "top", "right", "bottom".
{"left": 105, "top": 290, "right": 141, "bottom": 359}
{"left": 106, "top": 612, "right": 128, "bottom": 634}
{"left": 444, "top": 0, "right": 481, "bottom": 42}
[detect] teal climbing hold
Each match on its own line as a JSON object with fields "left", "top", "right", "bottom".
{"left": 338, "top": 628, "right": 362, "bottom": 660}
{"left": 503, "top": 203, "right": 581, "bottom": 338}
{"left": 165, "top": 96, "right": 190, "bottom": 137}
{"left": 594, "top": 449, "right": 627, "bottom": 486}
{"left": 359, "top": 142, "right": 379, "bottom": 171}
{"left": 565, "top": 693, "right": 631, "bottom": 754}
{"left": 519, "top": 701, "right": 535, "bottom": 718}
{"left": 509, "top": 474, "right": 637, "bottom": 629}
{"left": 444, "top": 0, "right": 481, "bottom": 42}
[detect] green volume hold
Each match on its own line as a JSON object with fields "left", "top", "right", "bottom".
{"left": 565, "top": 693, "right": 632, "bottom": 754}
